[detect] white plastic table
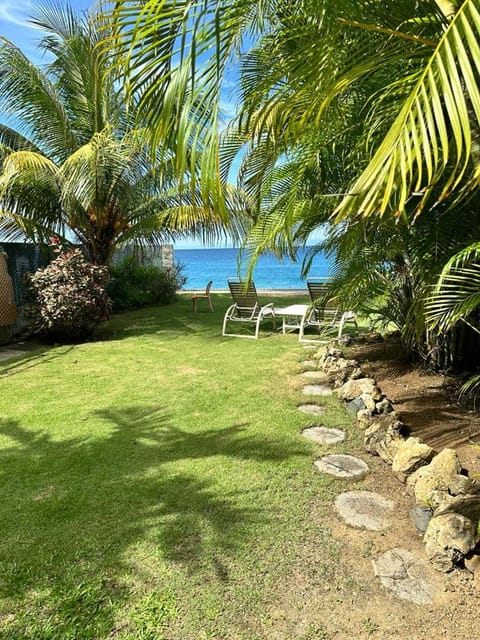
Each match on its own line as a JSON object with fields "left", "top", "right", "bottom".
{"left": 274, "top": 304, "right": 309, "bottom": 334}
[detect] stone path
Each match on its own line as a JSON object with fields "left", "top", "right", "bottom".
{"left": 373, "top": 548, "right": 438, "bottom": 605}
{"left": 334, "top": 490, "right": 394, "bottom": 530}
{"left": 296, "top": 348, "right": 440, "bottom": 606}
{"left": 302, "top": 384, "right": 333, "bottom": 397}
{"left": 297, "top": 403, "right": 325, "bottom": 416}
{"left": 301, "top": 370, "right": 329, "bottom": 382}
{"left": 314, "top": 454, "right": 369, "bottom": 479}
{"left": 301, "top": 426, "right": 345, "bottom": 445}
{"left": 299, "top": 360, "right": 318, "bottom": 369}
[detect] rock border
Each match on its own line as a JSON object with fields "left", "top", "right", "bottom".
{"left": 311, "top": 339, "right": 480, "bottom": 573}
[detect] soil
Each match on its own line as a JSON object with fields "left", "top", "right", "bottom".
{"left": 348, "top": 333, "right": 480, "bottom": 478}
{"left": 260, "top": 333, "right": 480, "bottom": 640}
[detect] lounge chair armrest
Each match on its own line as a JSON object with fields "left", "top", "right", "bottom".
{"left": 260, "top": 302, "right": 275, "bottom": 317}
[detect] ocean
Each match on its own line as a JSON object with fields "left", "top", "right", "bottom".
{"left": 175, "top": 247, "right": 331, "bottom": 290}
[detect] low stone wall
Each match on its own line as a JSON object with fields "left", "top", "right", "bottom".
{"left": 314, "top": 339, "right": 480, "bottom": 573}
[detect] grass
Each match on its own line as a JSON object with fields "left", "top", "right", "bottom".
{"left": 0, "top": 293, "right": 360, "bottom": 639}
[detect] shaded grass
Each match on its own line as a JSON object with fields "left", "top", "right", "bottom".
{"left": 0, "top": 294, "right": 359, "bottom": 639}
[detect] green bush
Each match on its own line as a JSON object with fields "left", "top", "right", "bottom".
{"left": 108, "top": 257, "right": 186, "bottom": 312}
{"left": 24, "top": 248, "right": 111, "bottom": 341}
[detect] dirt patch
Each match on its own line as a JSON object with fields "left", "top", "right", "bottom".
{"left": 254, "top": 455, "right": 480, "bottom": 640}
{"left": 348, "top": 334, "right": 480, "bottom": 479}
{"left": 254, "top": 335, "right": 480, "bottom": 640}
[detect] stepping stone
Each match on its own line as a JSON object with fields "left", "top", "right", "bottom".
{"left": 301, "top": 426, "right": 345, "bottom": 445}
{"left": 314, "top": 454, "right": 369, "bottom": 479}
{"left": 299, "top": 360, "right": 318, "bottom": 370}
{"left": 297, "top": 403, "right": 325, "bottom": 416}
{"left": 373, "top": 548, "right": 438, "bottom": 605}
{"left": 302, "top": 384, "right": 332, "bottom": 397}
{"left": 335, "top": 491, "right": 394, "bottom": 531}
{"left": 301, "top": 370, "right": 329, "bottom": 382}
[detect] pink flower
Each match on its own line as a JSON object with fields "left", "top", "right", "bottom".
{"left": 50, "top": 236, "right": 60, "bottom": 245}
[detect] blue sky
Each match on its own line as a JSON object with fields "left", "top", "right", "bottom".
{"left": 0, "top": 1, "right": 92, "bottom": 56}
{"left": 0, "top": 1, "right": 325, "bottom": 250}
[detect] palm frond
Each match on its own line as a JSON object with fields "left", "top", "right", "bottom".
{"left": 335, "top": 0, "right": 480, "bottom": 220}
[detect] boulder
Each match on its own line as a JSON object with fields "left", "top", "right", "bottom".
{"left": 424, "top": 512, "right": 478, "bottom": 572}
{"left": 360, "top": 393, "right": 377, "bottom": 412}
{"left": 319, "top": 346, "right": 343, "bottom": 360}
{"left": 410, "top": 505, "right": 433, "bottom": 534}
{"left": 391, "top": 437, "right": 435, "bottom": 482}
{"left": 357, "top": 409, "right": 374, "bottom": 428}
{"left": 364, "top": 418, "right": 406, "bottom": 464}
{"left": 407, "top": 449, "right": 465, "bottom": 508}
{"left": 336, "top": 378, "right": 382, "bottom": 401}
{"left": 346, "top": 397, "right": 366, "bottom": 415}
{"left": 464, "top": 553, "right": 480, "bottom": 574}
{"left": 435, "top": 494, "right": 480, "bottom": 525}
{"left": 323, "top": 358, "right": 361, "bottom": 386}
{"left": 375, "top": 398, "right": 394, "bottom": 414}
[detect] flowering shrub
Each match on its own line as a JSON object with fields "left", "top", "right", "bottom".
{"left": 24, "top": 246, "right": 111, "bottom": 341}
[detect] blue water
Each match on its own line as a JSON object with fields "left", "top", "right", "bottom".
{"left": 175, "top": 247, "right": 331, "bottom": 290}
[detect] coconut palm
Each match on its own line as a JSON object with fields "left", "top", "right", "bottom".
{"left": 107, "top": 0, "right": 480, "bottom": 372}
{"left": 0, "top": 1, "right": 243, "bottom": 265}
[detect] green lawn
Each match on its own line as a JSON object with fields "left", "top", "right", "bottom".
{"left": 0, "top": 294, "right": 359, "bottom": 639}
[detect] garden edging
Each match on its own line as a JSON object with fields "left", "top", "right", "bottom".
{"left": 314, "top": 340, "right": 480, "bottom": 574}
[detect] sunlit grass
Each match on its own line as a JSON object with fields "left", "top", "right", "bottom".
{"left": 0, "top": 293, "right": 358, "bottom": 639}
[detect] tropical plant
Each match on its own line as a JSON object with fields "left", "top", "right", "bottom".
{"left": 106, "top": 0, "right": 480, "bottom": 372}
{"left": 23, "top": 242, "right": 111, "bottom": 341}
{"left": 108, "top": 256, "right": 186, "bottom": 312}
{"left": 0, "top": 2, "right": 244, "bottom": 266}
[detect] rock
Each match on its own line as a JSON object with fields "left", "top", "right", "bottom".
{"left": 375, "top": 398, "right": 394, "bottom": 414}
{"left": 357, "top": 410, "right": 403, "bottom": 432}
{"left": 407, "top": 449, "right": 463, "bottom": 507}
{"left": 410, "top": 505, "right": 433, "bottom": 534}
{"left": 336, "top": 378, "right": 382, "bottom": 401}
{"left": 300, "top": 360, "right": 318, "bottom": 370}
{"left": 464, "top": 554, "right": 480, "bottom": 575}
{"left": 424, "top": 512, "right": 478, "bottom": 572}
{"left": 360, "top": 393, "right": 377, "bottom": 412}
{"left": 301, "top": 426, "right": 345, "bottom": 445}
{"left": 314, "top": 454, "right": 369, "bottom": 480}
{"left": 346, "top": 397, "right": 366, "bottom": 414}
{"left": 364, "top": 419, "right": 405, "bottom": 464}
{"left": 350, "top": 367, "right": 363, "bottom": 380}
{"left": 391, "top": 437, "right": 436, "bottom": 482}
{"left": 356, "top": 410, "right": 376, "bottom": 429}
{"left": 302, "top": 384, "right": 333, "bottom": 397}
{"left": 297, "top": 403, "right": 325, "bottom": 416}
{"left": 322, "top": 347, "right": 343, "bottom": 359}
{"left": 322, "top": 358, "right": 361, "bottom": 386}
{"left": 435, "top": 494, "right": 480, "bottom": 525}
{"left": 335, "top": 491, "right": 395, "bottom": 531}
{"left": 448, "top": 474, "right": 480, "bottom": 497}
{"left": 373, "top": 548, "right": 437, "bottom": 604}
{"left": 301, "top": 370, "right": 330, "bottom": 382}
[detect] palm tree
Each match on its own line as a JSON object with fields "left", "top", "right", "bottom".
{"left": 0, "top": 2, "right": 242, "bottom": 265}
{"left": 106, "top": 0, "right": 480, "bottom": 371}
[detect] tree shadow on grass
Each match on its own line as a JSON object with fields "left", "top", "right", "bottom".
{"left": 0, "top": 345, "right": 74, "bottom": 379}
{"left": 0, "top": 406, "right": 304, "bottom": 637}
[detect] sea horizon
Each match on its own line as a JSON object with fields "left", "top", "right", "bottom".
{"left": 175, "top": 246, "right": 331, "bottom": 291}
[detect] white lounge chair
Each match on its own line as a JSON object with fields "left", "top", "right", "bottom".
{"left": 299, "top": 279, "right": 357, "bottom": 343}
{"left": 222, "top": 279, "right": 275, "bottom": 339}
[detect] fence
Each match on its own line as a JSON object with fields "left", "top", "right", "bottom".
{"left": 0, "top": 242, "right": 50, "bottom": 338}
